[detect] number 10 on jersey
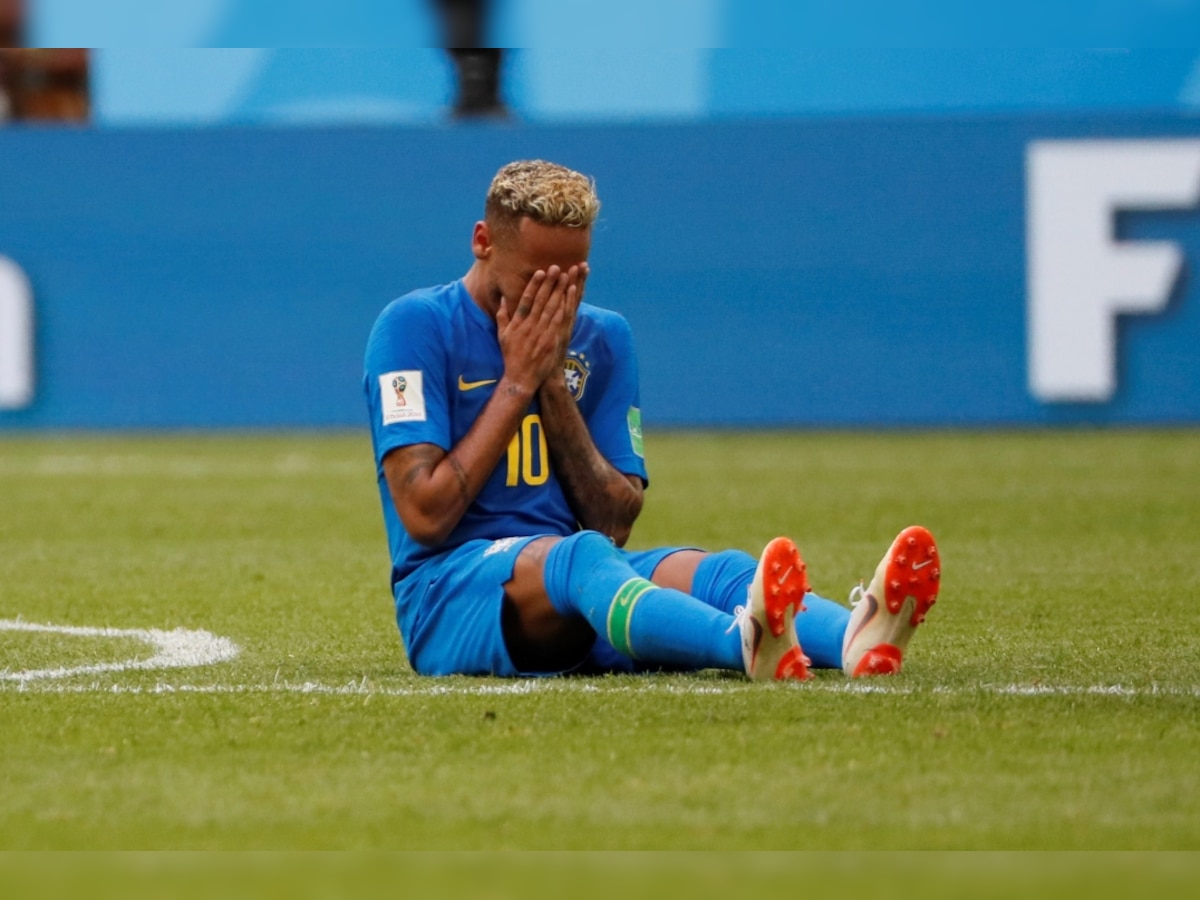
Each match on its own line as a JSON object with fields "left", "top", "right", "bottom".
{"left": 505, "top": 414, "right": 549, "bottom": 486}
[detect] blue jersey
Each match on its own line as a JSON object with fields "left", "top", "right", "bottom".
{"left": 364, "top": 279, "right": 648, "bottom": 586}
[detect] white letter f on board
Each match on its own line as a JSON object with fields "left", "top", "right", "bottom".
{"left": 1027, "top": 140, "right": 1200, "bottom": 402}
{"left": 0, "top": 256, "right": 35, "bottom": 410}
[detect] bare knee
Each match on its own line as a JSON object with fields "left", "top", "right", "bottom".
{"left": 501, "top": 537, "right": 595, "bottom": 672}
{"left": 650, "top": 549, "right": 708, "bottom": 594}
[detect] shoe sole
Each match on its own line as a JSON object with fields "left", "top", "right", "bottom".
{"left": 751, "top": 537, "right": 812, "bottom": 681}
{"left": 846, "top": 525, "right": 940, "bottom": 677}
{"left": 759, "top": 537, "right": 810, "bottom": 636}
{"left": 882, "top": 525, "right": 940, "bottom": 623}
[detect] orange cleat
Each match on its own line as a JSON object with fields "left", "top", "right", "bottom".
{"left": 736, "top": 536, "right": 813, "bottom": 681}
{"left": 841, "top": 526, "right": 941, "bottom": 677}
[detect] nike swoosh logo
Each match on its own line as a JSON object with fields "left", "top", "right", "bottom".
{"left": 458, "top": 375, "right": 498, "bottom": 392}
{"left": 913, "top": 559, "right": 934, "bottom": 570}
{"left": 846, "top": 594, "right": 879, "bottom": 645}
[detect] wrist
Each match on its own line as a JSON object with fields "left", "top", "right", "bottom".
{"left": 496, "top": 375, "right": 538, "bottom": 401}
{"left": 539, "top": 368, "right": 569, "bottom": 395}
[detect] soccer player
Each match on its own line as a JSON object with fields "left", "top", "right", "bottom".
{"left": 363, "top": 159, "right": 941, "bottom": 680}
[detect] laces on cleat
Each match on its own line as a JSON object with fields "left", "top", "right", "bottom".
{"left": 849, "top": 581, "right": 865, "bottom": 606}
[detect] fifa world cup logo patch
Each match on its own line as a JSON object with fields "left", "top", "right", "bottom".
{"left": 379, "top": 370, "right": 426, "bottom": 425}
{"left": 564, "top": 351, "right": 591, "bottom": 402}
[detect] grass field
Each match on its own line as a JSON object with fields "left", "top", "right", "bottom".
{"left": 2, "top": 429, "right": 1200, "bottom": 858}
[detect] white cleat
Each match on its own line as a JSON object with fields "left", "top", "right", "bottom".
{"left": 735, "top": 536, "right": 812, "bottom": 681}
{"left": 842, "top": 525, "right": 941, "bottom": 677}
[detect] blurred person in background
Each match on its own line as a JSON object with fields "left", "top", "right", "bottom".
{"left": 432, "top": 0, "right": 507, "bottom": 118}
{"left": 0, "top": 0, "right": 88, "bottom": 123}
{"left": 0, "top": 0, "right": 89, "bottom": 123}
{"left": 0, "top": 0, "right": 18, "bottom": 119}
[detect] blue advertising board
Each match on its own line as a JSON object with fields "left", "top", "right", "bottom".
{"left": 1, "top": 115, "right": 1199, "bottom": 429}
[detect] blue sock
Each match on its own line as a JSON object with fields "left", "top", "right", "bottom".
{"left": 690, "top": 549, "right": 756, "bottom": 614}
{"left": 691, "top": 548, "right": 851, "bottom": 669}
{"left": 794, "top": 593, "right": 851, "bottom": 670}
{"left": 543, "top": 531, "right": 743, "bottom": 671}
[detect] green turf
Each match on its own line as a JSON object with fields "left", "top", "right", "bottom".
{"left": 2, "top": 430, "right": 1199, "bottom": 851}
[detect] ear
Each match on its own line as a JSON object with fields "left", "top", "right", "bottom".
{"left": 471, "top": 221, "right": 492, "bottom": 260}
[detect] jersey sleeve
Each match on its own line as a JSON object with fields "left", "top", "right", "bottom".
{"left": 363, "top": 296, "right": 452, "bottom": 466}
{"left": 588, "top": 311, "right": 649, "bottom": 485}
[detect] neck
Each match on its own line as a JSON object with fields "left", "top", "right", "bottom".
{"left": 462, "top": 262, "right": 500, "bottom": 320}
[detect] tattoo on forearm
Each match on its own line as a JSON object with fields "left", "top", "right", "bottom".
{"left": 447, "top": 452, "right": 470, "bottom": 503}
{"left": 539, "top": 394, "right": 640, "bottom": 538}
{"left": 402, "top": 446, "right": 441, "bottom": 487}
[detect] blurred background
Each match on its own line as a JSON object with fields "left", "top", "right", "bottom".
{"left": 9, "top": 1, "right": 1200, "bottom": 126}
{"left": 2, "top": 0, "right": 1200, "bottom": 429}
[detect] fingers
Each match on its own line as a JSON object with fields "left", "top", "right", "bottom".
{"left": 510, "top": 264, "right": 584, "bottom": 349}
{"left": 575, "top": 262, "right": 589, "bottom": 306}
{"left": 510, "top": 266, "right": 570, "bottom": 331}
{"left": 500, "top": 264, "right": 587, "bottom": 388}
{"left": 537, "top": 267, "right": 570, "bottom": 326}
{"left": 516, "top": 264, "right": 589, "bottom": 317}
{"left": 515, "top": 268, "right": 551, "bottom": 320}
{"left": 566, "top": 267, "right": 583, "bottom": 318}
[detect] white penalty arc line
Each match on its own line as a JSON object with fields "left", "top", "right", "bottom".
{"left": 0, "top": 619, "right": 240, "bottom": 684}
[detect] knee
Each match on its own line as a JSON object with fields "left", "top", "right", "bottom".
{"left": 548, "top": 530, "right": 620, "bottom": 581}
{"left": 558, "top": 529, "right": 617, "bottom": 561}
{"left": 542, "top": 530, "right": 622, "bottom": 614}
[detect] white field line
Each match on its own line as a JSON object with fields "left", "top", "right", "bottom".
{"left": 2, "top": 618, "right": 1196, "bottom": 698}
{"left": 3, "top": 675, "right": 1198, "bottom": 698}
{"left": 0, "top": 619, "right": 240, "bottom": 684}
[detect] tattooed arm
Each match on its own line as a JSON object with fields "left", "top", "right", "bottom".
{"left": 537, "top": 376, "right": 644, "bottom": 547}
{"left": 382, "top": 379, "right": 534, "bottom": 546}
{"left": 531, "top": 263, "right": 643, "bottom": 546}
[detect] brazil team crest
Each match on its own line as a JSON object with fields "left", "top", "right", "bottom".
{"left": 564, "top": 350, "right": 591, "bottom": 402}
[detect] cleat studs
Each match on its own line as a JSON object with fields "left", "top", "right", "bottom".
{"left": 907, "top": 537, "right": 917, "bottom": 547}
{"left": 898, "top": 555, "right": 908, "bottom": 565}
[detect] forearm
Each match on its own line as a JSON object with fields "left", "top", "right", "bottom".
{"left": 537, "top": 379, "right": 643, "bottom": 545}
{"left": 386, "top": 377, "right": 535, "bottom": 545}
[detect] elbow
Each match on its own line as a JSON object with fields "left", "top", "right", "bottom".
{"left": 398, "top": 509, "right": 455, "bottom": 548}
{"left": 606, "top": 491, "right": 644, "bottom": 549}
{"left": 608, "top": 523, "right": 633, "bottom": 549}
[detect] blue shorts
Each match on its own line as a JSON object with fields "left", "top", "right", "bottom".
{"left": 393, "top": 536, "right": 689, "bottom": 677}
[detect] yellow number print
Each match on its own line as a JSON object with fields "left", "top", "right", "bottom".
{"left": 505, "top": 414, "right": 549, "bottom": 487}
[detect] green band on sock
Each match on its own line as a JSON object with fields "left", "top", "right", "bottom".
{"left": 605, "top": 577, "right": 656, "bottom": 659}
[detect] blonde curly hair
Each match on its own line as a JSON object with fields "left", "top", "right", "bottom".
{"left": 485, "top": 160, "right": 600, "bottom": 243}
